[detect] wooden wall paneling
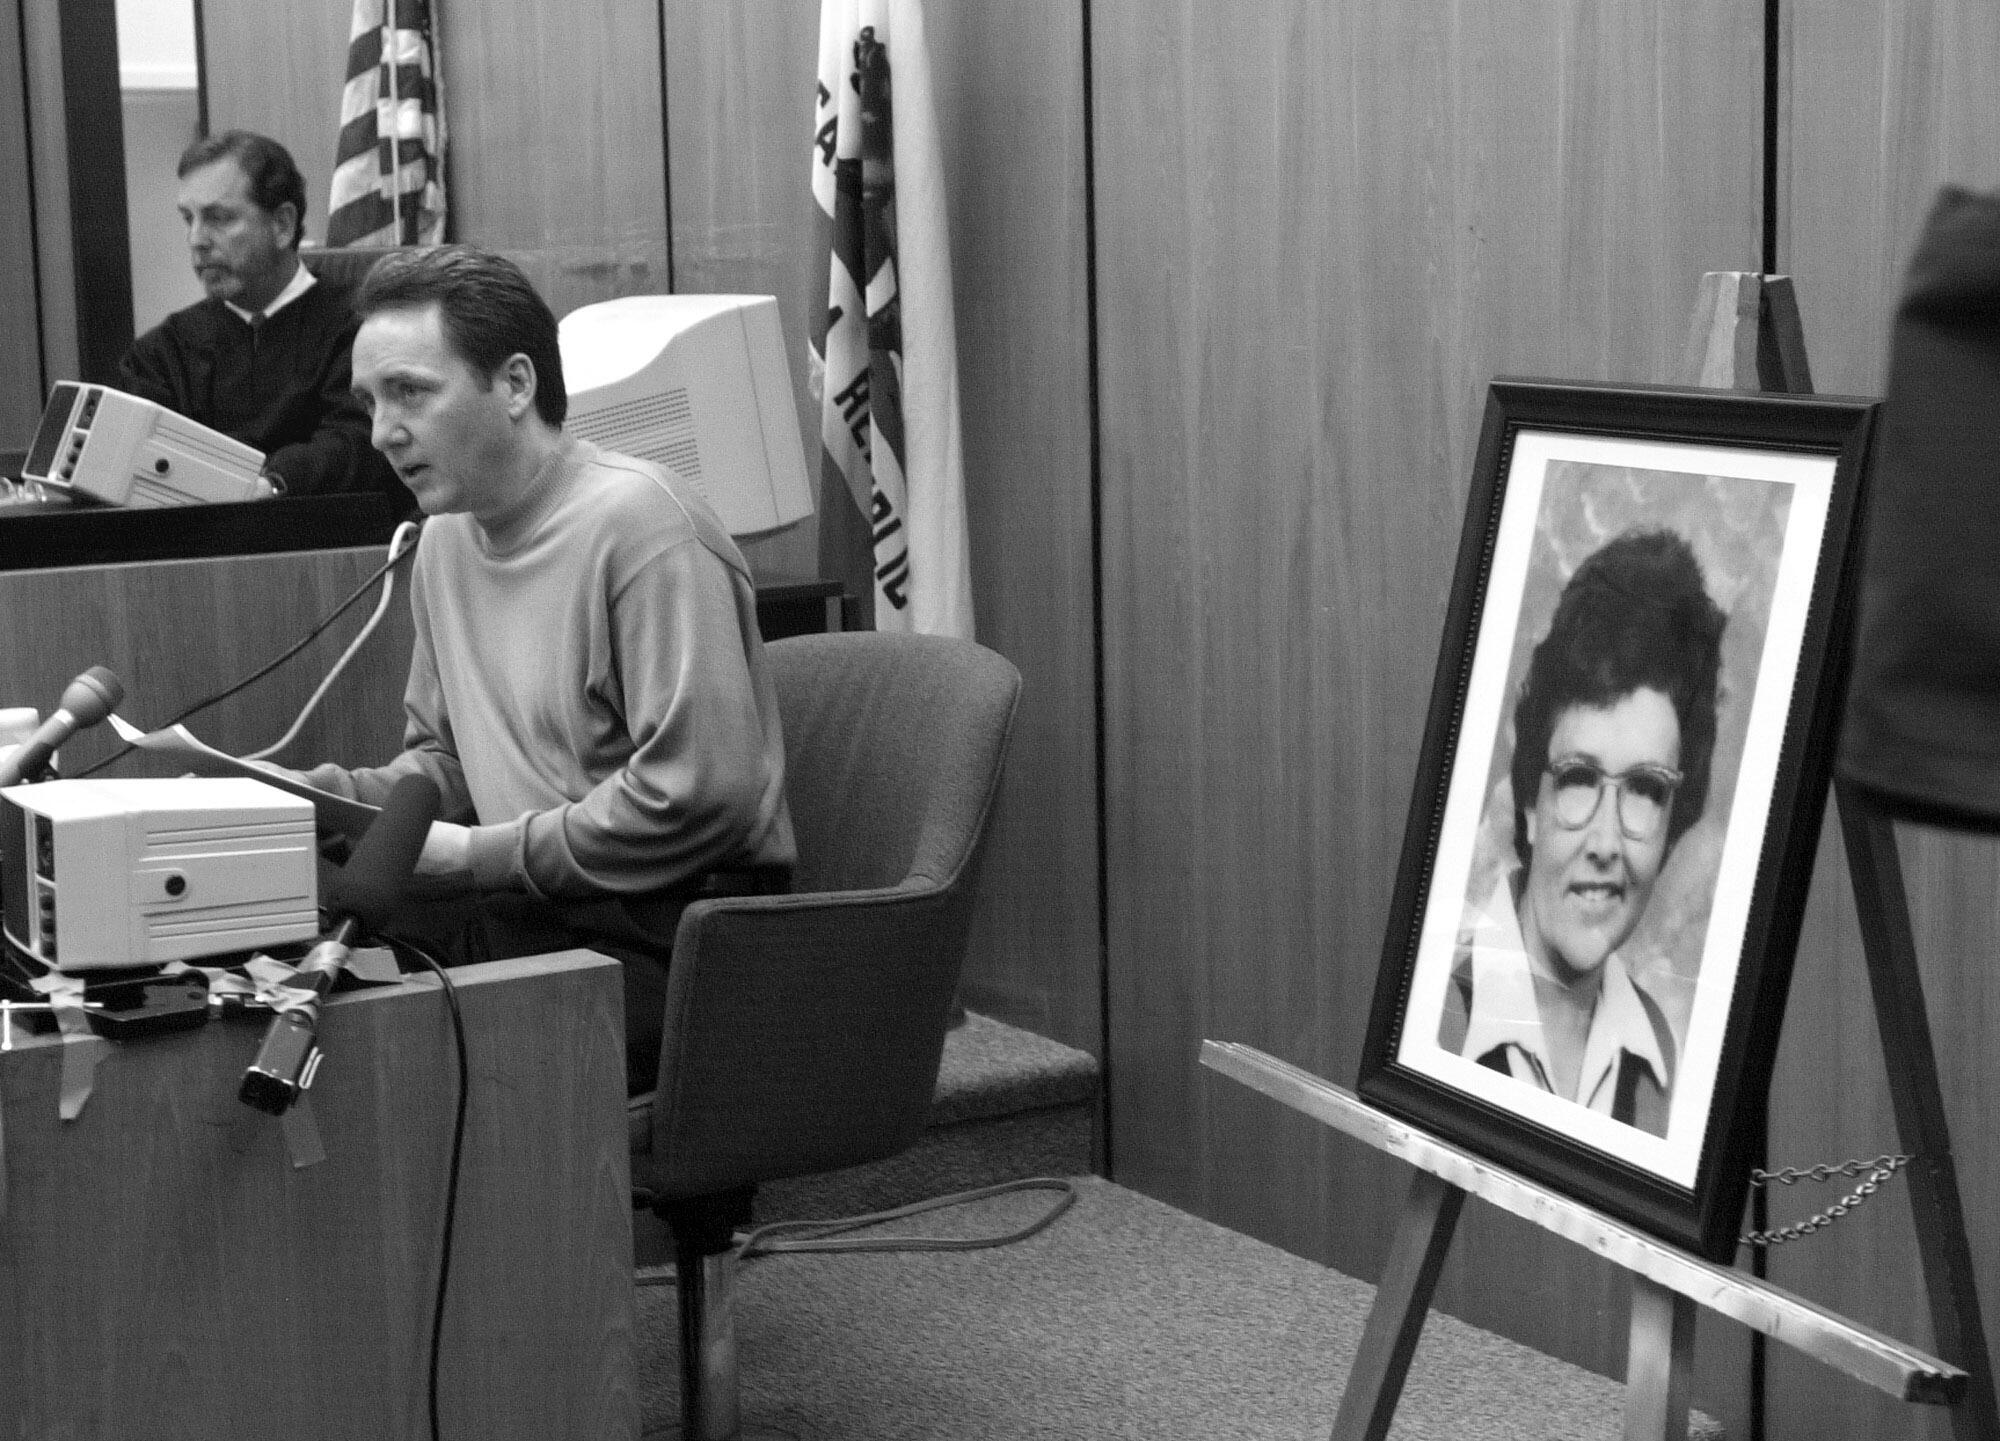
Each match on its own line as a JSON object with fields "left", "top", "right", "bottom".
{"left": 1778, "top": 0, "right": 2000, "bottom": 397}
{"left": 659, "top": 0, "right": 821, "bottom": 584}
{"left": 195, "top": 0, "right": 350, "bottom": 247}
{"left": 20, "top": 0, "right": 77, "bottom": 396}
{"left": 0, "top": 0, "right": 45, "bottom": 448}
{"left": 7, "top": 1, "right": 135, "bottom": 390}
{"left": 443, "top": 0, "right": 670, "bottom": 325}
{"left": 663, "top": 0, "right": 1103, "bottom": 1055}
{"left": 0, "top": 547, "right": 413, "bottom": 780}
{"left": 920, "top": 0, "right": 1098, "bottom": 1051}
{"left": 52, "top": 0, "right": 132, "bottom": 381}
{"left": 203, "top": 0, "right": 672, "bottom": 321}
{"left": 1092, "top": 0, "right": 1761, "bottom": 1419}
{"left": 4, "top": 0, "right": 130, "bottom": 398}
{"left": 1770, "top": 4, "right": 2000, "bottom": 1435}
{"left": 124, "top": 87, "right": 206, "bottom": 334}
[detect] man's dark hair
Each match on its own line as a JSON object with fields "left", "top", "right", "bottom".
{"left": 1510, "top": 528, "right": 1728, "bottom": 869}
{"left": 177, "top": 131, "right": 307, "bottom": 249}
{"left": 355, "top": 245, "right": 568, "bottom": 426}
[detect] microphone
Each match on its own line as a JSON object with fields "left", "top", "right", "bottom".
{"left": 0, "top": 666, "right": 125, "bottom": 788}
{"left": 240, "top": 773, "right": 441, "bottom": 1115}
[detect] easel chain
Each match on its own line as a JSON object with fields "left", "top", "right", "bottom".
{"left": 1741, "top": 1153, "right": 1911, "bottom": 1247}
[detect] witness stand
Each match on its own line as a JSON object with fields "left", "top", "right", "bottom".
{"left": 1204, "top": 274, "right": 1999, "bottom": 1441}
{"left": 0, "top": 950, "right": 637, "bottom": 1441}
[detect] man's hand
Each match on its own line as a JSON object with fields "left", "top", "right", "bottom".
{"left": 416, "top": 820, "right": 471, "bottom": 877}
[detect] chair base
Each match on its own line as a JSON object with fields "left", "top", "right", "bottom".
{"left": 654, "top": 1186, "right": 759, "bottom": 1441}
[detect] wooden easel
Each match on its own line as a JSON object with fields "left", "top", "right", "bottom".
{"left": 1203, "top": 274, "right": 2000, "bottom": 1441}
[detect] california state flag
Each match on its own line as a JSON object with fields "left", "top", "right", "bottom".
{"left": 808, "top": 0, "right": 974, "bottom": 638}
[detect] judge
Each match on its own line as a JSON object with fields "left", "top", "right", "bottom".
{"left": 118, "top": 130, "right": 408, "bottom": 506}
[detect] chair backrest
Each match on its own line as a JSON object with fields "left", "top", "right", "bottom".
{"left": 770, "top": 631, "right": 1021, "bottom": 896}
{"left": 299, "top": 245, "right": 414, "bottom": 291}
{"left": 638, "top": 631, "right": 1021, "bottom": 1196}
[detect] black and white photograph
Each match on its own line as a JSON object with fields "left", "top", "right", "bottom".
{"left": 9, "top": 0, "right": 1987, "bottom": 1431}
{"left": 1433, "top": 468, "right": 1782, "bottom": 1142}
{"left": 1360, "top": 381, "right": 1877, "bottom": 1257}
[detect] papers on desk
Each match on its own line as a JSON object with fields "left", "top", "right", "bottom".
{"left": 106, "top": 714, "right": 380, "bottom": 840}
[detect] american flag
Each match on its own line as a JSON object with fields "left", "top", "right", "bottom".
{"left": 326, "top": 0, "right": 447, "bottom": 248}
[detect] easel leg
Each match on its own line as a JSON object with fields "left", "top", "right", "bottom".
{"left": 1838, "top": 782, "right": 2000, "bottom": 1441}
{"left": 1330, "top": 1169, "right": 1465, "bottom": 1441}
{"left": 1625, "top": 1275, "right": 1696, "bottom": 1441}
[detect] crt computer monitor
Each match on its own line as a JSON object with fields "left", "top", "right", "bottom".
{"left": 557, "top": 294, "right": 814, "bottom": 539}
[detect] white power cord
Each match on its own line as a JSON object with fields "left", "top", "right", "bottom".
{"left": 244, "top": 519, "right": 422, "bottom": 762}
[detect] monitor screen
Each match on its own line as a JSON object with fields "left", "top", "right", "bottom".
{"left": 0, "top": 795, "right": 28, "bottom": 960}
{"left": 25, "top": 383, "right": 80, "bottom": 483}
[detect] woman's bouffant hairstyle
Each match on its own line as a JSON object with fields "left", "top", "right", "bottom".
{"left": 1510, "top": 528, "right": 1728, "bottom": 869}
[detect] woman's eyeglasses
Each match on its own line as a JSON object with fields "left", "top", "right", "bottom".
{"left": 1544, "top": 757, "right": 1683, "bottom": 839}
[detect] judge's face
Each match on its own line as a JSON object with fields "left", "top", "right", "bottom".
{"left": 351, "top": 303, "right": 526, "bottom": 518}
{"left": 1520, "top": 687, "right": 1681, "bottom": 985}
{"left": 177, "top": 159, "right": 295, "bottom": 310}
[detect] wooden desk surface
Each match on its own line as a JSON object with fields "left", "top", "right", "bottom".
{"left": 0, "top": 950, "right": 636, "bottom": 1440}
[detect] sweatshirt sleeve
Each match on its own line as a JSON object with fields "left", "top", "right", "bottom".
{"left": 461, "top": 539, "right": 787, "bottom": 901}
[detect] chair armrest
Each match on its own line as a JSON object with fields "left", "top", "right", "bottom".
{"left": 638, "top": 876, "right": 978, "bottom": 1198}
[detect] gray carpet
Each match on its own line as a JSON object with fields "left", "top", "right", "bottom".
{"left": 635, "top": 1176, "right": 1721, "bottom": 1439}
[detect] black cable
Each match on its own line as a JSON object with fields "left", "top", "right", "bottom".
{"left": 75, "top": 527, "right": 421, "bottom": 778}
{"left": 395, "top": 937, "right": 468, "bottom": 1441}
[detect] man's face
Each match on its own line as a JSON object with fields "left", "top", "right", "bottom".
{"left": 351, "top": 303, "right": 522, "bottom": 517}
{"left": 1519, "top": 687, "right": 1681, "bottom": 984}
{"left": 177, "top": 159, "right": 294, "bottom": 310}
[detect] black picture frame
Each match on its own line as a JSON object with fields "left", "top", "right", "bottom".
{"left": 1357, "top": 378, "right": 1877, "bottom": 1261}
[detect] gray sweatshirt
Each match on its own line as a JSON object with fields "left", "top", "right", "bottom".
{"left": 306, "top": 436, "right": 795, "bottom": 901}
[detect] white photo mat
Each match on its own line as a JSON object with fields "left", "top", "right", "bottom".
{"left": 1392, "top": 429, "right": 1834, "bottom": 1187}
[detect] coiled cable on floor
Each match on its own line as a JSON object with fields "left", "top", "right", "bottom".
{"left": 633, "top": 1177, "right": 1078, "bottom": 1287}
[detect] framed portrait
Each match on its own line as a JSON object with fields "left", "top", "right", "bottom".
{"left": 1357, "top": 379, "right": 1878, "bottom": 1260}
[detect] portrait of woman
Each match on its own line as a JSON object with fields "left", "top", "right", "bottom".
{"left": 1364, "top": 384, "right": 1870, "bottom": 1249}
{"left": 1437, "top": 529, "right": 1727, "bottom": 1137}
